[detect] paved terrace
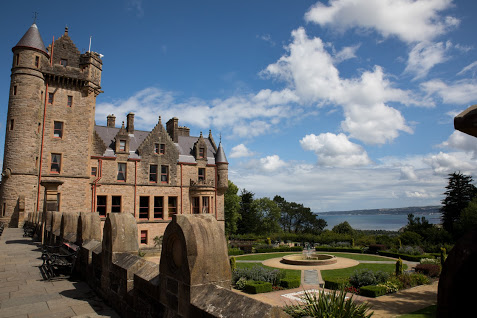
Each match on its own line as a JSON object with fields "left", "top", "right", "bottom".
{"left": 0, "top": 228, "right": 119, "bottom": 318}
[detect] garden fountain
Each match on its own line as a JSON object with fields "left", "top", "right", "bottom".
{"left": 281, "top": 244, "right": 337, "bottom": 266}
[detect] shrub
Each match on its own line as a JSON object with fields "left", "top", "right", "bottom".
{"left": 368, "top": 244, "right": 386, "bottom": 254}
{"left": 284, "top": 289, "right": 373, "bottom": 318}
{"left": 324, "top": 278, "right": 349, "bottom": 290}
{"left": 243, "top": 281, "right": 272, "bottom": 294}
{"left": 235, "top": 277, "right": 248, "bottom": 290}
{"left": 315, "top": 246, "right": 363, "bottom": 253}
{"left": 229, "top": 256, "right": 236, "bottom": 272}
{"left": 232, "top": 265, "right": 283, "bottom": 286}
{"left": 228, "top": 247, "right": 244, "bottom": 256}
{"left": 377, "top": 281, "right": 400, "bottom": 293}
{"left": 279, "top": 278, "right": 301, "bottom": 289}
{"left": 415, "top": 264, "right": 441, "bottom": 277}
{"left": 395, "top": 258, "right": 403, "bottom": 276}
{"left": 410, "top": 273, "right": 430, "bottom": 286}
{"left": 255, "top": 246, "right": 302, "bottom": 253}
{"left": 377, "top": 251, "right": 426, "bottom": 262}
{"left": 420, "top": 258, "right": 440, "bottom": 265}
{"left": 349, "top": 269, "right": 389, "bottom": 288}
{"left": 398, "top": 245, "right": 424, "bottom": 256}
{"left": 360, "top": 285, "right": 387, "bottom": 298}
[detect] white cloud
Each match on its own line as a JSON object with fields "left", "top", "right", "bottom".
{"left": 423, "top": 151, "right": 474, "bottom": 175}
{"left": 400, "top": 166, "right": 418, "bottom": 181}
{"left": 259, "top": 155, "right": 287, "bottom": 172}
{"left": 300, "top": 133, "right": 371, "bottom": 167}
{"left": 305, "top": 0, "right": 459, "bottom": 43}
{"left": 405, "top": 41, "right": 451, "bottom": 80}
{"left": 405, "top": 190, "right": 433, "bottom": 199}
{"left": 439, "top": 131, "right": 477, "bottom": 155}
{"left": 262, "top": 27, "right": 415, "bottom": 145}
{"left": 229, "top": 144, "right": 254, "bottom": 158}
{"left": 420, "top": 79, "right": 477, "bottom": 105}
{"left": 333, "top": 44, "right": 360, "bottom": 63}
{"left": 457, "top": 60, "right": 477, "bottom": 76}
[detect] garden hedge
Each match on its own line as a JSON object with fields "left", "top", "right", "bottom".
{"left": 243, "top": 280, "right": 273, "bottom": 294}
{"left": 315, "top": 247, "right": 363, "bottom": 253}
{"left": 279, "top": 278, "right": 301, "bottom": 289}
{"left": 378, "top": 251, "right": 430, "bottom": 262}
{"left": 228, "top": 248, "right": 244, "bottom": 256}
{"left": 255, "top": 246, "right": 303, "bottom": 253}
{"left": 359, "top": 285, "right": 387, "bottom": 298}
{"left": 324, "top": 278, "right": 349, "bottom": 290}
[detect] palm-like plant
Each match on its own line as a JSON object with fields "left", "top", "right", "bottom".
{"left": 284, "top": 289, "right": 373, "bottom": 318}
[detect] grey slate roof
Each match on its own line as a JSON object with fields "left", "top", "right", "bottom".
{"left": 215, "top": 142, "right": 228, "bottom": 164}
{"left": 13, "top": 24, "right": 49, "bottom": 55}
{"left": 94, "top": 125, "right": 219, "bottom": 164}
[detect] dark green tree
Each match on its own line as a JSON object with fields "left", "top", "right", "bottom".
{"left": 454, "top": 197, "right": 477, "bottom": 237}
{"left": 255, "top": 197, "right": 281, "bottom": 234}
{"left": 441, "top": 172, "right": 477, "bottom": 235}
{"left": 224, "top": 180, "right": 241, "bottom": 235}
{"left": 332, "top": 221, "right": 355, "bottom": 235}
{"left": 236, "top": 189, "right": 259, "bottom": 234}
{"left": 273, "top": 195, "right": 326, "bottom": 234}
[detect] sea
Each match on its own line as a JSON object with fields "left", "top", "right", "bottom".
{"left": 318, "top": 208, "right": 441, "bottom": 232}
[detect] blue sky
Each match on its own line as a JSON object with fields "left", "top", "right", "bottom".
{"left": 2, "top": 0, "right": 477, "bottom": 212}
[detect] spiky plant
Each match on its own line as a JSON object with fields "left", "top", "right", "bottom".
{"left": 284, "top": 289, "right": 373, "bottom": 318}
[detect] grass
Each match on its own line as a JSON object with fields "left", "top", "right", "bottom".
{"left": 399, "top": 305, "right": 437, "bottom": 317}
{"left": 235, "top": 251, "right": 396, "bottom": 262}
{"left": 235, "top": 252, "right": 299, "bottom": 261}
{"left": 324, "top": 252, "right": 397, "bottom": 261}
{"left": 321, "top": 263, "right": 408, "bottom": 281}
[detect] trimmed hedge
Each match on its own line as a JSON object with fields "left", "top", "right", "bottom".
{"left": 415, "top": 264, "right": 441, "bottom": 277}
{"left": 228, "top": 248, "right": 244, "bottom": 256}
{"left": 324, "top": 278, "right": 349, "bottom": 290}
{"left": 279, "top": 278, "right": 301, "bottom": 289}
{"left": 359, "top": 285, "right": 387, "bottom": 298}
{"left": 243, "top": 280, "right": 273, "bottom": 294}
{"left": 378, "top": 251, "right": 429, "bottom": 262}
{"left": 315, "top": 247, "right": 362, "bottom": 253}
{"left": 255, "top": 246, "right": 303, "bottom": 253}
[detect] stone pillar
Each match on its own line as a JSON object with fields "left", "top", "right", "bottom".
{"left": 40, "top": 180, "right": 63, "bottom": 244}
{"left": 17, "top": 195, "right": 25, "bottom": 228}
{"left": 159, "top": 214, "right": 231, "bottom": 317}
{"left": 60, "top": 212, "right": 79, "bottom": 244}
{"left": 50, "top": 212, "right": 63, "bottom": 245}
{"left": 77, "top": 212, "right": 101, "bottom": 246}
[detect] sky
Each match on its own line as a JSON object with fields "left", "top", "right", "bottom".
{"left": 1, "top": 0, "right": 477, "bottom": 213}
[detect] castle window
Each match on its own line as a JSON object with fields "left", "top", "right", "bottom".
{"left": 15, "top": 54, "right": 19, "bottom": 66}
{"left": 198, "top": 168, "right": 205, "bottom": 181}
{"left": 50, "top": 153, "right": 61, "bottom": 173}
{"left": 202, "top": 197, "right": 210, "bottom": 214}
{"left": 48, "top": 93, "right": 54, "bottom": 104}
{"left": 192, "top": 197, "right": 200, "bottom": 214}
{"left": 60, "top": 59, "right": 68, "bottom": 67}
{"left": 140, "top": 230, "right": 148, "bottom": 245}
{"left": 139, "top": 196, "right": 149, "bottom": 219}
{"left": 149, "top": 165, "right": 158, "bottom": 183}
{"left": 119, "top": 140, "right": 126, "bottom": 152}
{"left": 53, "top": 121, "right": 63, "bottom": 138}
{"left": 154, "top": 143, "right": 165, "bottom": 155}
{"left": 9, "top": 119, "right": 14, "bottom": 131}
{"left": 91, "top": 167, "right": 97, "bottom": 176}
{"left": 67, "top": 95, "right": 73, "bottom": 107}
{"left": 168, "top": 197, "right": 177, "bottom": 217}
{"left": 199, "top": 147, "right": 205, "bottom": 158}
{"left": 111, "top": 196, "right": 121, "bottom": 213}
{"left": 35, "top": 56, "right": 39, "bottom": 68}
{"left": 161, "top": 165, "right": 169, "bottom": 183}
{"left": 117, "top": 163, "right": 126, "bottom": 181}
{"left": 154, "top": 196, "right": 163, "bottom": 219}
{"left": 13, "top": 86, "right": 17, "bottom": 96}
{"left": 97, "top": 195, "right": 107, "bottom": 217}
{"left": 2, "top": 203, "right": 5, "bottom": 217}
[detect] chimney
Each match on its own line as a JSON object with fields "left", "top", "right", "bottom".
{"left": 166, "top": 117, "right": 179, "bottom": 142}
{"left": 107, "top": 114, "right": 116, "bottom": 128}
{"left": 126, "top": 112, "right": 134, "bottom": 133}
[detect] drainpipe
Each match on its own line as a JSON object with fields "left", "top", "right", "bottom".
{"left": 180, "top": 163, "right": 183, "bottom": 214}
{"left": 36, "top": 36, "right": 54, "bottom": 212}
{"left": 134, "top": 160, "right": 137, "bottom": 217}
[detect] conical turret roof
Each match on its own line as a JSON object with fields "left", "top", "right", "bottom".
{"left": 215, "top": 142, "right": 228, "bottom": 164}
{"left": 13, "top": 24, "right": 49, "bottom": 56}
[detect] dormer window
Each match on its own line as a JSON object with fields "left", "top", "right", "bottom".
{"left": 60, "top": 59, "right": 68, "bottom": 67}
{"left": 119, "top": 140, "right": 126, "bottom": 152}
{"left": 199, "top": 147, "right": 205, "bottom": 158}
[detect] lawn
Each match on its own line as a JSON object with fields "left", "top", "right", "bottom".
{"left": 321, "top": 263, "right": 408, "bottom": 281}
{"left": 234, "top": 252, "right": 299, "bottom": 261}
{"left": 235, "top": 262, "right": 301, "bottom": 279}
{"left": 399, "top": 305, "right": 437, "bottom": 317}
{"left": 235, "top": 252, "right": 396, "bottom": 262}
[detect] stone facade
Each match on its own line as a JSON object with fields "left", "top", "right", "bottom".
{"left": 0, "top": 24, "right": 228, "bottom": 247}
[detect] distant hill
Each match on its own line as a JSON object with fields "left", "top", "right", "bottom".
{"left": 318, "top": 206, "right": 441, "bottom": 216}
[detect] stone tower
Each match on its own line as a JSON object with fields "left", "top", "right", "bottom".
{"left": 0, "top": 24, "right": 103, "bottom": 226}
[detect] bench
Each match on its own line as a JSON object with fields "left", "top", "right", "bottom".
{"left": 0, "top": 223, "right": 4, "bottom": 236}
{"left": 41, "top": 242, "right": 79, "bottom": 280}
{"left": 23, "top": 223, "right": 34, "bottom": 237}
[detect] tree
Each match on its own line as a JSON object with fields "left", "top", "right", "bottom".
{"left": 441, "top": 172, "right": 477, "bottom": 235}
{"left": 236, "top": 189, "right": 259, "bottom": 234}
{"left": 255, "top": 197, "right": 281, "bottom": 234}
{"left": 224, "top": 180, "right": 241, "bottom": 235}
{"left": 454, "top": 197, "right": 477, "bottom": 237}
{"left": 273, "top": 195, "right": 326, "bottom": 234}
{"left": 332, "top": 221, "right": 355, "bottom": 235}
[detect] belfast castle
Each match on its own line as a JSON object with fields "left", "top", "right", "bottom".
{"left": 0, "top": 23, "right": 228, "bottom": 245}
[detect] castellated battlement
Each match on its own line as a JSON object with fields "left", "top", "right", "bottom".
{"left": 25, "top": 211, "right": 289, "bottom": 318}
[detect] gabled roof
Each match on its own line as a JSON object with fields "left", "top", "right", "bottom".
{"left": 13, "top": 24, "right": 49, "bottom": 56}
{"left": 94, "top": 125, "right": 219, "bottom": 164}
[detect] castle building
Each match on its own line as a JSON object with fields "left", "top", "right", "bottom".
{"left": 0, "top": 24, "right": 228, "bottom": 245}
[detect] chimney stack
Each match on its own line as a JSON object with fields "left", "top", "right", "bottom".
{"left": 126, "top": 112, "right": 134, "bottom": 133}
{"left": 107, "top": 114, "right": 116, "bottom": 128}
